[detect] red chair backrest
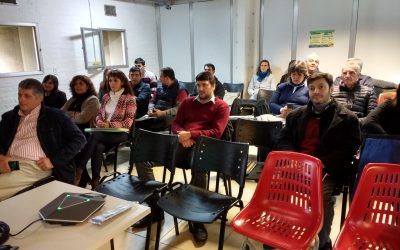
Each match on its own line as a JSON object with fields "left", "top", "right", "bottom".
{"left": 334, "top": 163, "right": 400, "bottom": 250}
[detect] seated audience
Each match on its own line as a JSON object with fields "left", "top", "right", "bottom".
{"left": 277, "top": 72, "right": 361, "bottom": 250}
{"left": 331, "top": 61, "right": 377, "bottom": 119}
{"left": 42, "top": 74, "right": 67, "bottom": 108}
{"left": 136, "top": 67, "right": 188, "bottom": 131}
{"left": 248, "top": 59, "right": 276, "bottom": 100}
{"left": 193, "top": 63, "right": 225, "bottom": 99}
{"left": 134, "top": 71, "right": 229, "bottom": 244}
{"left": 0, "top": 79, "right": 86, "bottom": 200}
{"left": 74, "top": 70, "right": 136, "bottom": 189}
{"left": 62, "top": 75, "right": 100, "bottom": 135}
{"left": 278, "top": 59, "right": 296, "bottom": 85}
{"left": 269, "top": 60, "right": 309, "bottom": 118}
{"left": 129, "top": 66, "right": 151, "bottom": 119}
{"left": 334, "top": 58, "right": 374, "bottom": 87}
{"left": 306, "top": 52, "right": 320, "bottom": 75}
{"left": 98, "top": 68, "right": 111, "bottom": 102}
{"left": 362, "top": 84, "right": 400, "bottom": 135}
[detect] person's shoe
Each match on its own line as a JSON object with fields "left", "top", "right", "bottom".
{"left": 190, "top": 222, "right": 208, "bottom": 243}
{"left": 73, "top": 168, "right": 83, "bottom": 186}
{"left": 132, "top": 212, "right": 164, "bottom": 228}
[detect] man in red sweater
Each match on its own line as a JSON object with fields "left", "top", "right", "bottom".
{"left": 134, "top": 72, "right": 229, "bottom": 240}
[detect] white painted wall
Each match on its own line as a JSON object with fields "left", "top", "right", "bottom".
{"left": 296, "top": 0, "right": 353, "bottom": 78}
{"left": 356, "top": 0, "right": 400, "bottom": 83}
{"left": 0, "top": 0, "right": 159, "bottom": 115}
{"left": 262, "top": 0, "right": 293, "bottom": 82}
{"left": 160, "top": 4, "right": 192, "bottom": 81}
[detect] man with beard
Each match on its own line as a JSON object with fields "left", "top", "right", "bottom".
{"left": 277, "top": 72, "right": 361, "bottom": 250}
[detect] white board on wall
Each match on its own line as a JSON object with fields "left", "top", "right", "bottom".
{"left": 296, "top": 0, "right": 353, "bottom": 77}
{"left": 193, "top": 0, "right": 230, "bottom": 83}
{"left": 356, "top": 0, "right": 400, "bottom": 83}
{"left": 160, "top": 4, "right": 192, "bottom": 82}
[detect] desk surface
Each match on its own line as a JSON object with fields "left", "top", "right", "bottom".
{"left": 0, "top": 181, "right": 150, "bottom": 250}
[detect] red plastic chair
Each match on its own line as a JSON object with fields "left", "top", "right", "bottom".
{"left": 333, "top": 163, "right": 400, "bottom": 250}
{"left": 231, "top": 151, "right": 323, "bottom": 250}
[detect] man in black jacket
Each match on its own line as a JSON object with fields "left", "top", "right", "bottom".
{"left": 0, "top": 78, "right": 86, "bottom": 200}
{"left": 277, "top": 73, "right": 361, "bottom": 250}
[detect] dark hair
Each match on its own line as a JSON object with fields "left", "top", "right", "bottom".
{"left": 19, "top": 78, "right": 44, "bottom": 96}
{"left": 307, "top": 72, "right": 334, "bottom": 87}
{"left": 42, "top": 74, "right": 59, "bottom": 92}
{"left": 107, "top": 69, "right": 133, "bottom": 95}
{"left": 257, "top": 59, "right": 272, "bottom": 74}
{"left": 195, "top": 71, "right": 216, "bottom": 86}
{"left": 395, "top": 84, "right": 400, "bottom": 106}
{"left": 204, "top": 63, "right": 215, "bottom": 71}
{"left": 289, "top": 60, "right": 308, "bottom": 77}
{"left": 129, "top": 66, "right": 141, "bottom": 75}
{"left": 69, "top": 75, "right": 97, "bottom": 97}
{"left": 160, "top": 67, "right": 175, "bottom": 81}
{"left": 134, "top": 57, "right": 145, "bottom": 66}
{"left": 100, "top": 68, "right": 111, "bottom": 94}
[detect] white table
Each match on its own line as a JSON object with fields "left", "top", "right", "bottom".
{"left": 0, "top": 181, "right": 150, "bottom": 250}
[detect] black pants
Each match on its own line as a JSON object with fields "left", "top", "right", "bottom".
{"left": 76, "top": 132, "right": 128, "bottom": 181}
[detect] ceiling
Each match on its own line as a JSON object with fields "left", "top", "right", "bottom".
{"left": 115, "top": 0, "right": 215, "bottom": 7}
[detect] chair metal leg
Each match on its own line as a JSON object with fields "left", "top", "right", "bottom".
{"left": 145, "top": 219, "right": 151, "bottom": 250}
{"left": 340, "top": 185, "right": 349, "bottom": 228}
{"left": 174, "top": 217, "right": 179, "bottom": 235}
{"left": 218, "top": 215, "right": 228, "bottom": 250}
{"left": 103, "top": 153, "right": 109, "bottom": 172}
{"left": 182, "top": 169, "right": 188, "bottom": 184}
{"left": 216, "top": 173, "right": 220, "bottom": 193}
{"left": 155, "top": 216, "right": 162, "bottom": 250}
{"left": 162, "top": 167, "right": 167, "bottom": 183}
{"left": 110, "top": 238, "right": 114, "bottom": 250}
{"left": 113, "top": 147, "right": 118, "bottom": 178}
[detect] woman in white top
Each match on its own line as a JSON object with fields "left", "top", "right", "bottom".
{"left": 248, "top": 59, "right": 276, "bottom": 100}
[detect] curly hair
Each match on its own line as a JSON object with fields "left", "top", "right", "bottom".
{"left": 69, "top": 75, "right": 97, "bottom": 97}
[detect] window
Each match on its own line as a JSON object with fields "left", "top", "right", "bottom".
{"left": 0, "top": 23, "right": 42, "bottom": 77}
{"left": 81, "top": 28, "right": 128, "bottom": 69}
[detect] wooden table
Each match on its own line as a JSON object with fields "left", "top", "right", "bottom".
{"left": 0, "top": 181, "right": 150, "bottom": 250}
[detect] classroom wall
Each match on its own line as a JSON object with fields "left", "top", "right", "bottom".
{"left": 262, "top": 0, "right": 400, "bottom": 84}
{"left": 0, "top": 0, "right": 159, "bottom": 115}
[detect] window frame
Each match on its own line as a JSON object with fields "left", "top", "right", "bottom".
{"left": 0, "top": 22, "right": 43, "bottom": 78}
{"left": 81, "top": 27, "right": 129, "bottom": 70}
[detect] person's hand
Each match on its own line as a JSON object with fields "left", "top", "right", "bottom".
{"left": 149, "top": 109, "right": 166, "bottom": 118}
{"left": 279, "top": 105, "right": 293, "bottom": 119}
{"left": 36, "top": 157, "right": 53, "bottom": 171}
{"left": 97, "top": 121, "right": 109, "bottom": 128}
{"left": 178, "top": 131, "right": 192, "bottom": 144}
{"left": 0, "top": 155, "right": 12, "bottom": 173}
{"left": 181, "top": 139, "right": 195, "bottom": 148}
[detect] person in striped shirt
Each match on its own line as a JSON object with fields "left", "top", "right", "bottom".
{"left": 0, "top": 78, "right": 86, "bottom": 200}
